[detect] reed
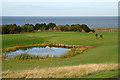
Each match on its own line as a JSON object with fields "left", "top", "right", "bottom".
{"left": 10, "top": 53, "right": 59, "bottom": 61}
{"left": 13, "top": 53, "right": 43, "bottom": 60}
{"left": 60, "top": 48, "right": 87, "bottom": 58}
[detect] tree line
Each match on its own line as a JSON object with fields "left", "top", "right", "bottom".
{"left": 2, "top": 23, "right": 95, "bottom": 34}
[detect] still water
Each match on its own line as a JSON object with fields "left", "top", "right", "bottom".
{"left": 3, "top": 46, "right": 70, "bottom": 58}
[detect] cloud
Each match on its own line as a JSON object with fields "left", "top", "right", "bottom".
{"left": 1, "top": 2, "right": 118, "bottom": 16}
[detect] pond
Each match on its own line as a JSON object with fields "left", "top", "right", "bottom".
{"left": 3, "top": 46, "right": 71, "bottom": 59}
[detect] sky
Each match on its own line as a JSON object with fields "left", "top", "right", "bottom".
{"left": 1, "top": 0, "right": 119, "bottom": 16}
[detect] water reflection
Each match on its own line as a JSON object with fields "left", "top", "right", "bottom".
{"left": 3, "top": 46, "right": 70, "bottom": 58}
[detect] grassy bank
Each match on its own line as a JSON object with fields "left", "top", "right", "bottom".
{"left": 2, "top": 31, "right": 118, "bottom": 78}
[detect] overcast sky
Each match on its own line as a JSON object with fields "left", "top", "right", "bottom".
{"left": 1, "top": 0, "right": 119, "bottom": 16}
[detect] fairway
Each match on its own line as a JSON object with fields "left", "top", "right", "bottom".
{"left": 2, "top": 31, "right": 118, "bottom": 78}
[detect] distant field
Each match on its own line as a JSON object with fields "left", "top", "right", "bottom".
{"left": 91, "top": 28, "right": 119, "bottom": 31}
{"left": 2, "top": 30, "right": 118, "bottom": 78}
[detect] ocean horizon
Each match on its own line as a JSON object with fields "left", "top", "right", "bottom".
{"left": 1, "top": 16, "right": 118, "bottom": 28}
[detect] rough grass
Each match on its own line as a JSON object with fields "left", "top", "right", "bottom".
{"left": 2, "top": 63, "right": 118, "bottom": 78}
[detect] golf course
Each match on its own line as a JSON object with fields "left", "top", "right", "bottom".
{"left": 2, "top": 29, "right": 118, "bottom": 78}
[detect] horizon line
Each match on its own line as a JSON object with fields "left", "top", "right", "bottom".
{"left": 1, "top": 15, "right": 118, "bottom": 17}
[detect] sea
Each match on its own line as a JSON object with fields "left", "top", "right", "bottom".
{"left": 1, "top": 16, "right": 118, "bottom": 28}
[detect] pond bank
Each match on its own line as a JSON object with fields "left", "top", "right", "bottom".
{"left": 2, "top": 42, "right": 96, "bottom": 53}
{"left": 49, "top": 43, "right": 96, "bottom": 48}
{"left": 2, "top": 43, "right": 96, "bottom": 60}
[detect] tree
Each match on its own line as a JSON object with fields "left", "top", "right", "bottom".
{"left": 21, "top": 24, "right": 34, "bottom": 32}
{"left": 41, "top": 23, "right": 46, "bottom": 30}
{"left": 53, "top": 27, "right": 57, "bottom": 31}
{"left": 2, "top": 25, "right": 9, "bottom": 34}
{"left": 46, "top": 23, "right": 56, "bottom": 30}
{"left": 56, "top": 25, "right": 65, "bottom": 31}
{"left": 64, "top": 24, "right": 70, "bottom": 31}
{"left": 27, "top": 24, "right": 34, "bottom": 32}
{"left": 35, "top": 24, "right": 40, "bottom": 30}
{"left": 81, "top": 24, "right": 90, "bottom": 32}
{"left": 2, "top": 23, "right": 92, "bottom": 34}
{"left": 8, "top": 24, "right": 17, "bottom": 34}
{"left": 70, "top": 24, "right": 77, "bottom": 31}
{"left": 75, "top": 24, "right": 81, "bottom": 32}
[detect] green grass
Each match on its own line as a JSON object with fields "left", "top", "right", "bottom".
{"left": 2, "top": 31, "right": 118, "bottom": 48}
{"left": 80, "top": 69, "right": 118, "bottom": 78}
{"left": 2, "top": 31, "right": 118, "bottom": 78}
